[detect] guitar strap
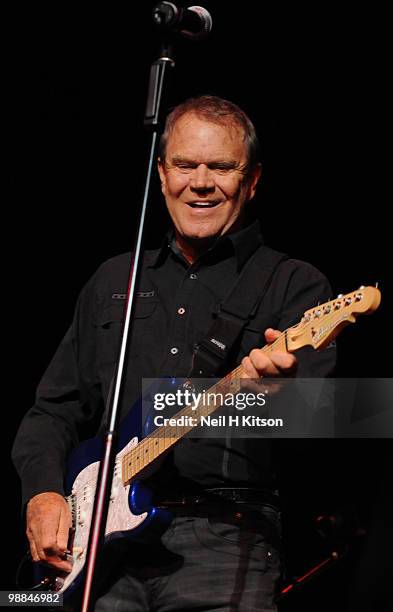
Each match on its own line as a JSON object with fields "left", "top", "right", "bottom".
{"left": 188, "top": 244, "right": 288, "bottom": 378}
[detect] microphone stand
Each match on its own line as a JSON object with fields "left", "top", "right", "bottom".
{"left": 80, "top": 40, "right": 175, "bottom": 612}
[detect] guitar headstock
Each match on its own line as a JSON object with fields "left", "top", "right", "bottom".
{"left": 287, "top": 286, "right": 381, "bottom": 351}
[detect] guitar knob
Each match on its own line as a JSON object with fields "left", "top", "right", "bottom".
{"left": 337, "top": 294, "right": 343, "bottom": 299}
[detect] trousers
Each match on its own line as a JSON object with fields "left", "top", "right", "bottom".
{"left": 94, "top": 505, "right": 281, "bottom": 612}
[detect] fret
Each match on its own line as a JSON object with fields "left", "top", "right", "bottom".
{"left": 159, "top": 430, "right": 165, "bottom": 453}
{"left": 142, "top": 441, "right": 149, "bottom": 468}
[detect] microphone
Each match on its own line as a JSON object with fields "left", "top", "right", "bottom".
{"left": 152, "top": 2, "right": 213, "bottom": 41}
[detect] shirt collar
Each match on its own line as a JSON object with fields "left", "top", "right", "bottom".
{"left": 147, "top": 220, "right": 264, "bottom": 271}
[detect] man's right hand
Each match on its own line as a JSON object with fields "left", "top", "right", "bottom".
{"left": 26, "top": 492, "right": 72, "bottom": 573}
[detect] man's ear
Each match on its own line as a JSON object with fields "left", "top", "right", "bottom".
{"left": 247, "top": 163, "right": 262, "bottom": 200}
{"left": 157, "top": 158, "right": 167, "bottom": 194}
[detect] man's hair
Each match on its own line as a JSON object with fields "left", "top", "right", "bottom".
{"left": 159, "top": 95, "right": 260, "bottom": 170}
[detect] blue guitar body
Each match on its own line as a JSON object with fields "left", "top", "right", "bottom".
{"left": 48, "top": 380, "right": 177, "bottom": 597}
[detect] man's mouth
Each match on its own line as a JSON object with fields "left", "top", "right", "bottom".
{"left": 187, "top": 200, "right": 222, "bottom": 208}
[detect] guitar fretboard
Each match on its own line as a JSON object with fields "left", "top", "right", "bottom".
{"left": 121, "top": 335, "right": 287, "bottom": 485}
{"left": 121, "top": 285, "right": 380, "bottom": 485}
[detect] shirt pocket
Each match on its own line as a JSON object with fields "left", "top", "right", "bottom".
{"left": 96, "top": 299, "right": 158, "bottom": 371}
{"left": 99, "top": 299, "right": 158, "bottom": 327}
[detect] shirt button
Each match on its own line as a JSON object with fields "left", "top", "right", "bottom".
{"left": 170, "top": 347, "right": 179, "bottom": 355}
{"left": 177, "top": 307, "right": 186, "bottom": 315}
{"left": 189, "top": 273, "right": 197, "bottom": 280}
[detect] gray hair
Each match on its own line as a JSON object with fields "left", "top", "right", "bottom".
{"left": 159, "top": 95, "right": 260, "bottom": 170}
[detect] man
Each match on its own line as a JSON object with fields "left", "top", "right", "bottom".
{"left": 13, "top": 95, "right": 335, "bottom": 611}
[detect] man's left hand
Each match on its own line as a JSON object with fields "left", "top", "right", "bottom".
{"left": 241, "top": 328, "right": 297, "bottom": 380}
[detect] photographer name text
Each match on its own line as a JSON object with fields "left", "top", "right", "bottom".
{"left": 153, "top": 414, "right": 283, "bottom": 428}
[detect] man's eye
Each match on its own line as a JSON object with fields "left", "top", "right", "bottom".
{"left": 213, "top": 167, "right": 232, "bottom": 173}
{"left": 209, "top": 165, "right": 235, "bottom": 172}
{"left": 175, "top": 164, "right": 195, "bottom": 171}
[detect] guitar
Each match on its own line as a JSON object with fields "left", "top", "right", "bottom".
{"left": 38, "top": 286, "right": 381, "bottom": 596}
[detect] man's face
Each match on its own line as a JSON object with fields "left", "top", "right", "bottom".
{"left": 158, "top": 112, "right": 261, "bottom": 247}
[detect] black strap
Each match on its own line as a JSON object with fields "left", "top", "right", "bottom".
{"left": 189, "top": 245, "right": 288, "bottom": 377}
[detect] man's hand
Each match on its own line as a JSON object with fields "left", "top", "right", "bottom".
{"left": 26, "top": 492, "right": 72, "bottom": 573}
{"left": 241, "top": 328, "right": 297, "bottom": 391}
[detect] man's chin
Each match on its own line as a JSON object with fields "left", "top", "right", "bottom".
{"left": 181, "top": 234, "right": 216, "bottom": 249}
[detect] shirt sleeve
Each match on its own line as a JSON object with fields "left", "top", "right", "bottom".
{"left": 12, "top": 269, "right": 105, "bottom": 508}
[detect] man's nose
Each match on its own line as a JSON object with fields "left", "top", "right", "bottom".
{"left": 189, "top": 164, "right": 215, "bottom": 191}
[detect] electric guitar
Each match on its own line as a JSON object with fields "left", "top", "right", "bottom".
{"left": 38, "top": 286, "right": 381, "bottom": 596}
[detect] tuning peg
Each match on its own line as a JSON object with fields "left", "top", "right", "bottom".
{"left": 375, "top": 282, "right": 379, "bottom": 288}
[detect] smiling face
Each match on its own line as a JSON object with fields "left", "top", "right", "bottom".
{"left": 158, "top": 112, "right": 261, "bottom": 262}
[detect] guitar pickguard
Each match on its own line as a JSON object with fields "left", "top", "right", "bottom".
{"left": 59, "top": 436, "right": 148, "bottom": 594}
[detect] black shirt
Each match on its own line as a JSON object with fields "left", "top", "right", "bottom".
{"left": 12, "top": 221, "right": 336, "bottom": 506}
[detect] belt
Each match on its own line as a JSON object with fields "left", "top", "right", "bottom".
{"left": 156, "top": 487, "right": 280, "bottom": 511}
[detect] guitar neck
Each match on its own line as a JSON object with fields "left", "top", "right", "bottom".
{"left": 121, "top": 285, "right": 381, "bottom": 486}
{"left": 121, "top": 336, "right": 284, "bottom": 486}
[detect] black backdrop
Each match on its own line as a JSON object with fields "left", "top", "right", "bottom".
{"left": 5, "top": 2, "right": 392, "bottom": 609}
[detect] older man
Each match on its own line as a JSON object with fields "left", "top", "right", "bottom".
{"left": 13, "top": 95, "right": 335, "bottom": 611}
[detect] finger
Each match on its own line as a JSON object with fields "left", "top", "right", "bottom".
{"left": 250, "top": 348, "right": 297, "bottom": 377}
{"left": 241, "top": 354, "right": 265, "bottom": 378}
{"left": 26, "top": 529, "right": 40, "bottom": 563}
{"left": 38, "top": 507, "right": 64, "bottom": 557}
{"left": 37, "top": 528, "right": 72, "bottom": 572}
{"left": 248, "top": 349, "right": 281, "bottom": 377}
{"left": 269, "top": 351, "right": 298, "bottom": 375}
{"left": 29, "top": 526, "right": 72, "bottom": 572}
{"left": 57, "top": 506, "right": 72, "bottom": 552}
{"left": 264, "top": 328, "right": 282, "bottom": 344}
{"left": 37, "top": 516, "right": 70, "bottom": 569}
{"left": 242, "top": 349, "right": 298, "bottom": 379}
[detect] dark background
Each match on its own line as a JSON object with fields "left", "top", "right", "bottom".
{"left": 5, "top": 1, "right": 392, "bottom": 610}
